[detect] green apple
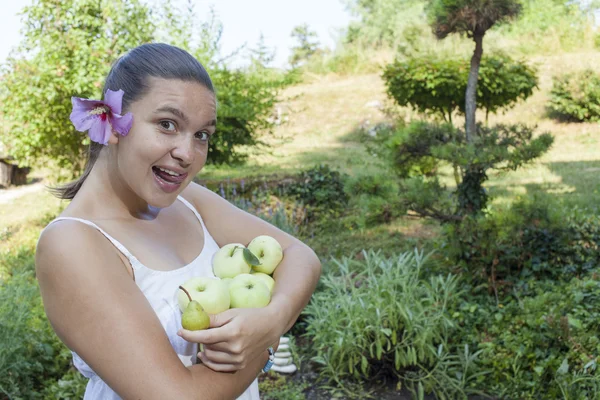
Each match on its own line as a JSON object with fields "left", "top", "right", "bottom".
{"left": 251, "top": 272, "right": 275, "bottom": 294}
{"left": 212, "top": 243, "right": 252, "bottom": 279}
{"left": 221, "top": 277, "right": 233, "bottom": 287}
{"left": 177, "top": 277, "right": 230, "bottom": 314}
{"left": 247, "top": 235, "right": 283, "bottom": 275}
{"left": 229, "top": 273, "right": 271, "bottom": 308}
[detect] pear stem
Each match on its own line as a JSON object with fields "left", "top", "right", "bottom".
{"left": 179, "top": 285, "right": 192, "bottom": 302}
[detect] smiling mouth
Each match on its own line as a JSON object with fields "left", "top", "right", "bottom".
{"left": 152, "top": 166, "right": 187, "bottom": 184}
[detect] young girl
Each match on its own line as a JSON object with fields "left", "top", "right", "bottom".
{"left": 35, "top": 43, "right": 321, "bottom": 400}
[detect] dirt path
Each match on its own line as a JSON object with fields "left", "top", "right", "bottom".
{"left": 0, "top": 181, "right": 45, "bottom": 204}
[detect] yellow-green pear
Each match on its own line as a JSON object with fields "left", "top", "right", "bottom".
{"left": 179, "top": 286, "right": 210, "bottom": 331}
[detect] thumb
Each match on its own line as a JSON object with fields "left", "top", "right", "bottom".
{"left": 209, "top": 308, "right": 237, "bottom": 329}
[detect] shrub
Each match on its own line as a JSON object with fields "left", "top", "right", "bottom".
{"left": 383, "top": 54, "right": 537, "bottom": 124}
{"left": 283, "top": 165, "right": 349, "bottom": 211}
{"left": 303, "top": 250, "right": 486, "bottom": 399}
{"left": 0, "top": 270, "right": 71, "bottom": 399}
{"left": 345, "top": 173, "right": 402, "bottom": 227}
{"left": 547, "top": 69, "right": 600, "bottom": 122}
{"left": 383, "top": 121, "right": 553, "bottom": 220}
{"left": 452, "top": 276, "right": 600, "bottom": 398}
{"left": 442, "top": 197, "right": 600, "bottom": 287}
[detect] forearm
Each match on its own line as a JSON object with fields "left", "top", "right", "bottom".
{"left": 185, "top": 350, "right": 268, "bottom": 400}
{"left": 268, "top": 243, "right": 321, "bottom": 335}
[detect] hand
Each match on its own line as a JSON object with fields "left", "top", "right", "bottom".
{"left": 178, "top": 308, "right": 281, "bottom": 373}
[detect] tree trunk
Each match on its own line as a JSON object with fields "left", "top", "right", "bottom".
{"left": 465, "top": 33, "right": 484, "bottom": 142}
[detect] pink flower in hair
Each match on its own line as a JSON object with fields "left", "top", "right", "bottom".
{"left": 69, "top": 89, "right": 133, "bottom": 145}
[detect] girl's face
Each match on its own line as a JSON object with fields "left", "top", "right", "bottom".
{"left": 112, "top": 77, "right": 217, "bottom": 208}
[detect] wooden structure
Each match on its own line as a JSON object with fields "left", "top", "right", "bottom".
{"left": 0, "top": 154, "right": 30, "bottom": 187}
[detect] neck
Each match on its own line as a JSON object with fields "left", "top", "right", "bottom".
{"left": 73, "top": 151, "right": 161, "bottom": 221}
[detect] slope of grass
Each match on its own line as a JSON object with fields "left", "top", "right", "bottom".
{"left": 204, "top": 50, "right": 600, "bottom": 213}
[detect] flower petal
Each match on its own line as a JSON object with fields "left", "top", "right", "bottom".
{"left": 110, "top": 112, "right": 133, "bottom": 136}
{"left": 104, "top": 89, "right": 124, "bottom": 115}
{"left": 70, "top": 97, "right": 102, "bottom": 132}
{"left": 88, "top": 119, "right": 112, "bottom": 146}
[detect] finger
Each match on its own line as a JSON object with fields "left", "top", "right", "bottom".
{"left": 201, "top": 348, "right": 243, "bottom": 365}
{"left": 198, "top": 352, "right": 241, "bottom": 373}
{"left": 178, "top": 326, "right": 231, "bottom": 345}
{"left": 208, "top": 309, "right": 238, "bottom": 329}
{"left": 202, "top": 342, "right": 232, "bottom": 353}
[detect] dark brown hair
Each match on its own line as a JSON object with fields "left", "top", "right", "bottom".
{"left": 50, "top": 43, "right": 214, "bottom": 200}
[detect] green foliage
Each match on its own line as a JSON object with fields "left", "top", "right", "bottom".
{"left": 258, "top": 375, "right": 309, "bottom": 400}
{"left": 0, "top": 0, "right": 154, "bottom": 177}
{"left": 303, "top": 250, "right": 487, "bottom": 399}
{"left": 427, "top": 0, "right": 522, "bottom": 39}
{"left": 0, "top": 269, "right": 72, "bottom": 399}
{"left": 382, "top": 53, "right": 538, "bottom": 124}
{"left": 344, "top": 0, "right": 598, "bottom": 53}
{"left": 343, "top": 0, "right": 429, "bottom": 48}
{"left": 289, "top": 24, "right": 322, "bottom": 68}
{"left": 452, "top": 275, "right": 600, "bottom": 398}
{"left": 42, "top": 368, "right": 88, "bottom": 400}
{"left": 207, "top": 67, "right": 283, "bottom": 165}
{"left": 442, "top": 196, "right": 600, "bottom": 286}
{"left": 497, "top": 0, "right": 597, "bottom": 53}
{"left": 0, "top": 0, "right": 286, "bottom": 177}
{"left": 283, "top": 165, "right": 349, "bottom": 211}
{"left": 547, "top": 69, "right": 600, "bottom": 122}
{"left": 345, "top": 172, "right": 403, "bottom": 226}
{"left": 383, "top": 55, "right": 466, "bottom": 123}
{"left": 477, "top": 54, "right": 538, "bottom": 120}
{"left": 380, "top": 121, "right": 553, "bottom": 219}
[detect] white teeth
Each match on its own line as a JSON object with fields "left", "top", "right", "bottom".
{"left": 157, "top": 167, "right": 181, "bottom": 176}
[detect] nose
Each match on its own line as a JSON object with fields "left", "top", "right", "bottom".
{"left": 170, "top": 136, "right": 195, "bottom": 167}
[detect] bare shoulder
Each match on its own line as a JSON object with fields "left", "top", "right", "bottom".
{"left": 35, "top": 220, "right": 192, "bottom": 399}
{"left": 180, "top": 181, "right": 225, "bottom": 210}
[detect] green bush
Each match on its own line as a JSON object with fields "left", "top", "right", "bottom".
{"left": 345, "top": 173, "right": 402, "bottom": 227}
{"left": 0, "top": 269, "right": 72, "bottom": 399}
{"left": 303, "top": 250, "right": 486, "bottom": 399}
{"left": 442, "top": 197, "right": 600, "bottom": 285}
{"left": 283, "top": 164, "right": 349, "bottom": 211}
{"left": 258, "top": 375, "right": 308, "bottom": 400}
{"left": 382, "top": 54, "right": 537, "bottom": 124}
{"left": 0, "top": 0, "right": 285, "bottom": 177}
{"left": 380, "top": 121, "right": 553, "bottom": 219}
{"left": 344, "top": 172, "right": 399, "bottom": 198}
{"left": 452, "top": 276, "right": 600, "bottom": 398}
{"left": 547, "top": 69, "right": 600, "bottom": 122}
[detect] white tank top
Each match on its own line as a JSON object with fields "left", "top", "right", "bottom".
{"left": 44, "top": 195, "right": 260, "bottom": 400}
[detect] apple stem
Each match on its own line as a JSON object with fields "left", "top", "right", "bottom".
{"left": 179, "top": 285, "right": 192, "bottom": 302}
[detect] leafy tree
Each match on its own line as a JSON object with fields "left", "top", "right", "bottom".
{"left": 427, "top": 0, "right": 522, "bottom": 141}
{"left": 1, "top": 0, "right": 287, "bottom": 176}
{"left": 381, "top": 121, "right": 553, "bottom": 219}
{"left": 289, "top": 24, "right": 321, "bottom": 67}
{"left": 383, "top": 53, "right": 538, "bottom": 125}
{"left": 249, "top": 33, "right": 276, "bottom": 70}
{"left": 0, "top": 0, "right": 154, "bottom": 177}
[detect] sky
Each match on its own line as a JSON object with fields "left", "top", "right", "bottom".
{"left": 0, "top": 0, "right": 354, "bottom": 69}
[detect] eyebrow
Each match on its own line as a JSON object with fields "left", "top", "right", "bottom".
{"left": 154, "top": 106, "right": 189, "bottom": 124}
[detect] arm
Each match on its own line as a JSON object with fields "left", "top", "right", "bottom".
{"left": 179, "top": 183, "right": 321, "bottom": 366}
{"left": 36, "top": 221, "right": 267, "bottom": 400}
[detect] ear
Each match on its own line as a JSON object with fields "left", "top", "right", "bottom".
{"left": 107, "top": 130, "right": 120, "bottom": 145}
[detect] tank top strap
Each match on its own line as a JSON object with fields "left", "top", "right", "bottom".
{"left": 46, "top": 217, "right": 141, "bottom": 269}
{"left": 176, "top": 195, "right": 209, "bottom": 234}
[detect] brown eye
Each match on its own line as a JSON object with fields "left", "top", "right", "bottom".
{"left": 160, "top": 120, "right": 176, "bottom": 131}
{"left": 196, "top": 131, "right": 210, "bottom": 141}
